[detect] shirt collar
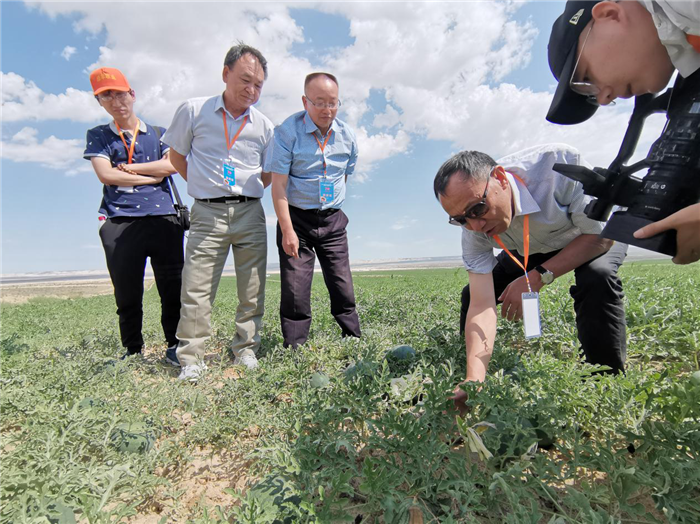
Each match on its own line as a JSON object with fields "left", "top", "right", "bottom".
{"left": 504, "top": 170, "right": 540, "bottom": 217}
{"left": 214, "top": 94, "right": 253, "bottom": 122}
{"left": 109, "top": 118, "right": 148, "bottom": 136}
{"left": 303, "top": 111, "right": 338, "bottom": 137}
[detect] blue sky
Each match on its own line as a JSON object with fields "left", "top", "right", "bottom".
{"left": 1, "top": 1, "right": 666, "bottom": 274}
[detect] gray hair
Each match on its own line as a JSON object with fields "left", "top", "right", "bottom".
{"left": 433, "top": 150, "right": 497, "bottom": 199}
{"left": 223, "top": 43, "right": 268, "bottom": 79}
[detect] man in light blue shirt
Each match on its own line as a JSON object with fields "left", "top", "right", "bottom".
{"left": 265, "top": 72, "right": 360, "bottom": 348}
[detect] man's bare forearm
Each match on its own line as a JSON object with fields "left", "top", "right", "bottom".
{"left": 169, "top": 150, "right": 188, "bottom": 181}
{"left": 272, "top": 173, "right": 294, "bottom": 234}
{"left": 464, "top": 304, "right": 498, "bottom": 382}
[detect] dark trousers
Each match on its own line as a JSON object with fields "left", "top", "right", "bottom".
{"left": 459, "top": 242, "right": 628, "bottom": 373}
{"left": 99, "top": 215, "right": 184, "bottom": 352}
{"left": 277, "top": 206, "right": 361, "bottom": 348}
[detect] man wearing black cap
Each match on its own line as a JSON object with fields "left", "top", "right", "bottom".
{"left": 547, "top": 0, "right": 700, "bottom": 265}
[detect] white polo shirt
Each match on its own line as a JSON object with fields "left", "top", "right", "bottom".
{"left": 163, "top": 94, "right": 274, "bottom": 199}
{"left": 461, "top": 144, "right": 606, "bottom": 274}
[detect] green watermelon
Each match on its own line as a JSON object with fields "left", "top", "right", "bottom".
{"left": 310, "top": 372, "right": 330, "bottom": 389}
{"left": 109, "top": 421, "right": 156, "bottom": 453}
{"left": 386, "top": 345, "right": 416, "bottom": 362}
{"left": 77, "top": 398, "right": 105, "bottom": 411}
{"left": 690, "top": 370, "right": 700, "bottom": 387}
{"left": 343, "top": 360, "right": 378, "bottom": 382}
{"left": 245, "top": 475, "right": 302, "bottom": 524}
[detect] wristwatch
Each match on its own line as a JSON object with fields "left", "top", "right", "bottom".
{"left": 535, "top": 265, "right": 555, "bottom": 285}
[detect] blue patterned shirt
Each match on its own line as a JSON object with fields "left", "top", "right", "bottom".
{"left": 84, "top": 119, "right": 176, "bottom": 218}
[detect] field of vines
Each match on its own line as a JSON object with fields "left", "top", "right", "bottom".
{"left": 1, "top": 262, "right": 699, "bottom": 523}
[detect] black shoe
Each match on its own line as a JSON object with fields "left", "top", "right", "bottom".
{"left": 121, "top": 349, "right": 142, "bottom": 360}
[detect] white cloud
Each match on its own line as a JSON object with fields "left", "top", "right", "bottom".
{"left": 7, "top": 1, "right": 666, "bottom": 176}
{"left": 391, "top": 217, "right": 419, "bottom": 231}
{"left": 1, "top": 72, "right": 103, "bottom": 123}
{"left": 372, "top": 105, "right": 400, "bottom": 129}
{"left": 61, "top": 45, "right": 76, "bottom": 61}
{"left": 1, "top": 127, "right": 89, "bottom": 175}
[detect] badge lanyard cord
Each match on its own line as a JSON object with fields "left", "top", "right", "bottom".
{"left": 223, "top": 112, "right": 248, "bottom": 152}
{"left": 492, "top": 172, "right": 532, "bottom": 293}
{"left": 313, "top": 130, "right": 332, "bottom": 178}
{"left": 115, "top": 119, "right": 140, "bottom": 164}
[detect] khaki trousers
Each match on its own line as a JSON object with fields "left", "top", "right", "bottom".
{"left": 176, "top": 199, "right": 267, "bottom": 366}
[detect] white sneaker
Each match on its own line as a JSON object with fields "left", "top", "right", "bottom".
{"left": 178, "top": 363, "right": 207, "bottom": 382}
{"left": 233, "top": 354, "right": 259, "bottom": 370}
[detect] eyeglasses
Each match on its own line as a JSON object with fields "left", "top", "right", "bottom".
{"left": 448, "top": 171, "right": 492, "bottom": 226}
{"left": 568, "top": 23, "right": 617, "bottom": 107}
{"left": 96, "top": 91, "right": 132, "bottom": 103}
{"left": 569, "top": 23, "right": 601, "bottom": 105}
{"left": 305, "top": 97, "right": 341, "bottom": 110}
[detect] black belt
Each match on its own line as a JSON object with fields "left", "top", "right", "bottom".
{"left": 293, "top": 206, "right": 340, "bottom": 217}
{"left": 197, "top": 196, "right": 260, "bottom": 204}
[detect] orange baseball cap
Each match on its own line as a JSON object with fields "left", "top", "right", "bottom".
{"left": 90, "top": 67, "right": 131, "bottom": 95}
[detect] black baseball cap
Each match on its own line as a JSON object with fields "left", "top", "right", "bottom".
{"left": 547, "top": 1, "right": 603, "bottom": 125}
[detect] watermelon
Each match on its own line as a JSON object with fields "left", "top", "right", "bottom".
{"left": 310, "top": 372, "right": 330, "bottom": 389}
{"left": 343, "top": 360, "right": 378, "bottom": 382}
{"left": 386, "top": 345, "right": 416, "bottom": 362}
{"left": 690, "top": 370, "right": 700, "bottom": 387}
{"left": 109, "top": 421, "right": 156, "bottom": 453}
{"left": 246, "top": 475, "right": 302, "bottom": 524}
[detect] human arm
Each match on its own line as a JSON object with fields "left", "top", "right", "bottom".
{"left": 272, "top": 172, "right": 298, "bottom": 258}
{"left": 452, "top": 271, "right": 498, "bottom": 414}
{"left": 498, "top": 234, "right": 613, "bottom": 321}
{"left": 168, "top": 150, "right": 188, "bottom": 181}
{"left": 633, "top": 203, "right": 700, "bottom": 264}
{"left": 118, "top": 151, "right": 176, "bottom": 177}
{"left": 261, "top": 171, "right": 272, "bottom": 188}
{"left": 90, "top": 157, "right": 164, "bottom": 186}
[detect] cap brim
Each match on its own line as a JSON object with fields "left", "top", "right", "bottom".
{"left": 546, "top": 44, "right": 599, "bottom": 125}
{"left": 93, "top": 85, "right": 131, "bottom": 95}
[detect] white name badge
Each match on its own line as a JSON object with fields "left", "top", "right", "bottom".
{"left": 522, "top": 292, "right": 541, "bottom": 339}
{"left": 319, "top": 179, "right": 334, "bottom": 203}
{"left": 223, "top": 162, "right": 236, "bottom": 186}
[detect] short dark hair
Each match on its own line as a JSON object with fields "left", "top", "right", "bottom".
{"left": 304, "top": 72, "right": 339, "bottom": 90}
{"left": 433, "top": 151, "right": 497, "bottom": 199}
{"left": 224, "top": 43, "right": 268, "bottom": 79}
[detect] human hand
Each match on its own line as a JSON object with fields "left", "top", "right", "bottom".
{"left": 117, "top": 163, "right": 138, "bottom": 175}
{"left": 282, "top": 230, "right": 300, "bottom": 258}
{"left": 633, "top": 203, "right": 700, "bottom": 265}
{"left": 498, "top": 274, "right": 538, "bottom": 321}
{"left": 450, "top": 383, "right": 470, "bottom": 417}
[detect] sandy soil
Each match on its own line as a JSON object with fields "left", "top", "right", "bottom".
{"left": 0, "top": 279, "right": 154, "bottom": 304}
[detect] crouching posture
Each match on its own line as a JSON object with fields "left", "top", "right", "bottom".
{"left": 434, "top": 144, "right": 627, "bottom": 411}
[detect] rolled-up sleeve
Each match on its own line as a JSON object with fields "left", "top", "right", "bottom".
{"left": 461, "top": 229, "right": 497, "bottom": 274}
{"left": 162, "top": 101, "right": 194, "bottom": 157}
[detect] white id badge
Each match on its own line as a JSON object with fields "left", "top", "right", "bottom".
{"left": 319, "top": 180, "right": 334, "bottom": 203}
{"left": 223, "top": 162, "right": 236, "bottom": 186}
{"left": 522, "top": 292, "right": 541, "bottom": 339}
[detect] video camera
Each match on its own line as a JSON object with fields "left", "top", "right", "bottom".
{"left": 553, "top": 71, "right": 700, "bottom": 256}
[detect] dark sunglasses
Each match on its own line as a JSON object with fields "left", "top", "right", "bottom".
{"left": 448, "top": 174, "right": 491, "bottom": 226}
